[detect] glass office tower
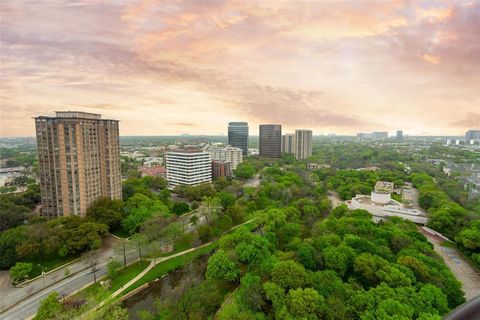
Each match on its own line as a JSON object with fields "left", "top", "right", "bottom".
{"left": 259, "top": 124, "right": 282, "bottom": 158}
{"left": 228, "top": 122, "right": 249, "bottom": 156}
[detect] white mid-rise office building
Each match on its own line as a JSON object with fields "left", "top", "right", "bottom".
{"left": 206, "top": 145, "right": 243, "bottom": 170}
{"left": 166, "top": 149, "right": 212, "bottom": 187}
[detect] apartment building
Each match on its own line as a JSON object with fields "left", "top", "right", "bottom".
{"left": 34, "top": 111, "right": 121, "bottom": 218}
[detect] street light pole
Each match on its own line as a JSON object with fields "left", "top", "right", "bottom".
{"left": 38, "top": 264, "right": 45, "bottom": 288}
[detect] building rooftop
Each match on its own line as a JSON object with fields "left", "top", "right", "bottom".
{"left": 34, "top": 111, "right": 118, "bottom": 121}
{"left": 351, "top": 195, "right": 425, "bottom": 217}
{"left": 375, "top": 181, "right": 394, "bottom": 192}
{"left": 55, "top": 111, "right": 101, "bottom": 119}
{"left": 167, "top": 148, "right": 205, "bottom": 153}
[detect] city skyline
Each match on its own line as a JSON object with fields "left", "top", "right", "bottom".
{"left": 1, "top": 1, "right": 479, "bottom": 137}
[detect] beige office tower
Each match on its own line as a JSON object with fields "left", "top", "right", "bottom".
{"left": 294, "top": 129, "right": 313, "bottom": 160}
{"left": 35, "top": 111, "right": 122, "bottom": 218}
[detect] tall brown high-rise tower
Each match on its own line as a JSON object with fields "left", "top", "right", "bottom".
{"left": 34, "top": 111, "right": 121, "bottom": 218}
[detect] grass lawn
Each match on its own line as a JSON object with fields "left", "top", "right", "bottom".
{"left": 28, "top": 255, "right": 79, "bottom": 279}
{"left": 124, "top": 242, "right": 217, "bottom": 295}
{"left": 110, "top": 260, "right": 150, "bottom": 292}
{"left": 72, "top": 260, "right": 150, "bottom": 300}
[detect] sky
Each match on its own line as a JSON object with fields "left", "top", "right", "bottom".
{"left": 0, "top": 0, "right": 479, "bottom": 137}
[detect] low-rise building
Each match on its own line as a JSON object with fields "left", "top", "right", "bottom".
{"left": 306, "top": 163, "right": 330, "bottom": 171}
{"left": 347, "top": 181, "right": 427, "bottom": 224}
{"left": 139, "top": 165, "right": 166, "bottom": 178}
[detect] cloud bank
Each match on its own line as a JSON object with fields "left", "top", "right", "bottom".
{"left": 1, "top": 0, "right": 479, "bottom": 136}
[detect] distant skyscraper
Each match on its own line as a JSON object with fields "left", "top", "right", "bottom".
{"left": 35, "top": 111, "right": 121, "bottom": 218}
{"left": 294, "top": 129, "right": 313, "bottom": 160}
{"left": 281, "top": 134, "right": 295, "bottom": 154}
{"left": 259, "top": 124, "right": 282, "bottom": 158}
{"left": 396, "top": 130, "right": 404, "bottom": 139}
{"left": 166, "top": 149, "right": 211, "bottom": 187}
{"left": 465, "top": 130, "right": 480, "bottom": 141}
{"left": 228, "top": 122, "right": 249, "bottom": 156}
{"left": 372, "top": 131, "right": 388, "bottom": 139}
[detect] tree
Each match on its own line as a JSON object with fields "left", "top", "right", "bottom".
{"left": 130, "top": 233, "right": 148, "bottom": 261}
{"left": 10, "top": 262, "right": 32, "bottom": 283}
{"left": 60, "top": 220, "right": 108, "bottom": 255}
{"left": 146, "top": 176, "right": 168, "bottom": 190}
{"left": 217, "top": 191, "right": 236, "bottom": 209}
{"left": 297, "top": 243, "right": 317, "bottom": 270}
{"left": 263, "top": 282, "right": 287, "bottom": 314}
{"left": 114, "top": 238, "right": 128, "bottom": 270}
{"left": 162, "top": 221, "right": 184, "bottom": 245}
{"left": 87, "top": 197, "right": 124, "bottom": 230}
{"left": 412, "top": 284, "right": 449, "bottom": 317}
{"left": 288, "top": 288, "right": 324, "bottom": 319}
{"left": 197, "top": 224, "right": 213, "bottom": 243}
{"left": 199, "top": 197, "right": 222, "bottom": 225}
{"left": 94, "top": 303, "right": 129, "bottom": 320}
{"left": 171, "top": 202, "right": 190, "bottom": 215}
{"left": 455, "top": 223, "right": 480, "bottom": 251}
{"left": 142, "top": 215, "right": 176, "bottom": 241}
{"left": 187, "top": 280, "right": 223, "bottom": 318}
{"left": 189, "top": 215, "right": 199, "bottom": 229}
{"left": 322, "top": 245, "right": 355, "bottom": 277}
{"left": 0, "top": 194, "right": 31, "bottom": 231}
{"left": 0, "top": 226, "right": 27, "bottom": 269}
{"left": 34, "top": 292, "right": 64, "bottom": 320}
{"left": 234, "top": 162, "right": 255, "bottom": 179}
{"left": 123, "top": 194, "right": 170, "bottom": 234}
{"left": 107, "top": 259, "right": 122, "bottom": 279}
{"left": 85, "top": 250, "right": 100, "bottom": 284}
{"left": 271, "top": 260, "right": 308, "bottom": 290}
{"left": 237, "top": 273, "right": 265, "bottom": 311}
{"left": 206, "top": 250, "right": 240, "bottom": 281}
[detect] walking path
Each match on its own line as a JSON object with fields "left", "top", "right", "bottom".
{"left": 77, "top": 238, "right": 219, "bottom": 319}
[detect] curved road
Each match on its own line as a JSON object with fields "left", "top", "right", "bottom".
{"left": 2, "top": 263, "right": 109, "bottom": 320}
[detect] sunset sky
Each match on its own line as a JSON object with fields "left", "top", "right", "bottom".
{"left": 1, "top": 0, "right": 479, "bottom": 137}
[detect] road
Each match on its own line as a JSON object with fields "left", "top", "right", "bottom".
{"left": 0, "top": 235, "right": 120, "bottom": 314}
{"left": 420, "top": 228, "right": 480, "bottom": 301}
{"left": 327, "top": 191, "right": 343, "bottom": 208}
{"left": 1, "top": 261, "right": 110, "bottom": 320}
{"left": 405, "top": 183, "right": 480, "bottom": 301}
{"left": 1, "top": 247, "right": 142, "bottom": 320}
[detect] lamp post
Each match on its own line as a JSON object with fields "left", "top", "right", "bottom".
{"left": 38, "top": 264, "right": 46, "bottom": 288}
